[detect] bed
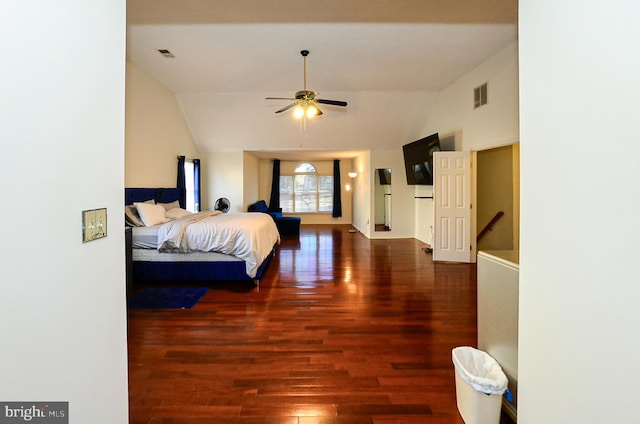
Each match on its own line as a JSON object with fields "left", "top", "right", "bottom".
{"left": 125, "top": 188, "right": 280, "bottom": 285}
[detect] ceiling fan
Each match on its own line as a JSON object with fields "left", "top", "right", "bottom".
{"left": 266, "top": 50, "right": 347, "bottom": 119}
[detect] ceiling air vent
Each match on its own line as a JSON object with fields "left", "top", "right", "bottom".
{"left": 474, "top": 82, "right": 488, "bottom": 108}
{"left": 157, "top": 49, "right": 175, "bottom": 58}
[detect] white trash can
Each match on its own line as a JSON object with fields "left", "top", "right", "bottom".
{"left": 452, "top": 346, "right": 509, "bottom": 424}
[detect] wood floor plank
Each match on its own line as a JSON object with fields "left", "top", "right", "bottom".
{"left": 128, "top": 224, "right": 513, "bottom": 423}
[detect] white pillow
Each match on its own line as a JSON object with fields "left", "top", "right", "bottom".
{"left": 165, "top": 208, "right": 192, "bottom": 220}
{"left": 158, "top": 200, "right": 180, "bottom": 211}
{"left": 134, "top": 202, "right": 170, "bottom": 226}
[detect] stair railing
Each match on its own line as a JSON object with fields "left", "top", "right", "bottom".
{"left": 477, "top": 211, "right": 505, "bottom": 242}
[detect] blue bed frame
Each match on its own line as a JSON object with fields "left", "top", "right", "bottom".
{"left": 125, "top": 188, "right": 274, "bottom": 285}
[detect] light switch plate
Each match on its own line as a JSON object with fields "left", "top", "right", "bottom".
{"left": 83, "top": 208, "right": 107, "bottom": 242}
{"left": 95, "top": 208, "right": 107, "bottom": 239}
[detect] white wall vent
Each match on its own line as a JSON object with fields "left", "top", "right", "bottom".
{"left": 474, "top": 83, "right": 488, "bottom": 108}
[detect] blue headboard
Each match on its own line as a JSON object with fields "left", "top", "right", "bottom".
{"left": 125, "top": 188, "right": 184, "bottom": 208}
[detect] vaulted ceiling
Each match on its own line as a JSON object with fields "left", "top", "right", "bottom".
{"left": 126, "top": 0, "right": 518, "bottom": 159}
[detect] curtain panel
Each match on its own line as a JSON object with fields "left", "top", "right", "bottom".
{"left": 176, "top": 155, "right": 187, "bottom": 208}
{"left": 332, "top": 159, "right": 342, "bottom": 218}
{"left": 269, "top": 159, "right": 281, "bottom": 212}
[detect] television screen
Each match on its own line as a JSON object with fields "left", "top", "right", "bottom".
{"left": 377, "top": 168, "right": 391, "bottom": 185}
{"left": 402, "top": 133, "right": 441, "bottom": 185}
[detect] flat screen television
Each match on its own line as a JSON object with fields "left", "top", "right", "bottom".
{"left": 402, "top": 133, "right": 441, "bottom": 185}
{"left": 377, "top": 168, "right": 391, "bottom": 185}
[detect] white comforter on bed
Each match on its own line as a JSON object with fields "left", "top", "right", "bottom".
{"left": 156, "top": 211, "right": 280, "bottom": 278}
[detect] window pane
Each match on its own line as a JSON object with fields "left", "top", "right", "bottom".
{"left": 295, "top": 193, "right": 317, "bottom": 213}
{"left": 280, "top": 176, "right": 293, "bottom": 194}
{"left": 319, "top": 176, "right": 333, "bottom": 192}
{"left": 184, "top": 161, "right": 196, "bottom": 212}
{"left": 280, "top": 193, "right": 293, "bottom": 213}
{"left": 294, "top": 175, "right": 316, "bottom": 212}
{"left": 280, "top": 176, "right": 293, "bottom": 212}
{"left": 294, "top": 162, "right": 317, "bottom": 173}
{"left": 318, "top": 176, "right": 333, "bottom": 212}
{"left": 294, "top": 174, "right": 316, "bottom": 192}
{"left": 318, "top": 192, "right": 332, "bottom": 212}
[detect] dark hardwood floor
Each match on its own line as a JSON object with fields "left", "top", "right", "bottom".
{"left": 128, "top": 224, "right": 513, "bottom": 423}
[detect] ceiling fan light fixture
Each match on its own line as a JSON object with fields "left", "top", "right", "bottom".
{"left": 266, "top": 50, "right": 347, "bottom": 118}
{"left": 306, "top": 104, "right": 319, "bottom": 118}
{"left": 293, "top": 105, "right": 305, "bottom": 119}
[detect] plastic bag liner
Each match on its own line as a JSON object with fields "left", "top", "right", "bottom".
{"left": 452, "top": 346, "right": 508, "bottom": 396}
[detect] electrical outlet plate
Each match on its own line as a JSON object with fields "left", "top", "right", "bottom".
{"left": 83, "top": 208, "right": 107, "bottom": 242}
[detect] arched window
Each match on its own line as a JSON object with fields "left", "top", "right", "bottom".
{"left": 294, "top": 162, "right": 317, "bottom": 173}
{"left": 280, "top": 162, "right": 333, "bottom": 213}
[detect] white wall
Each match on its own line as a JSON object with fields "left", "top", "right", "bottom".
{"left": 243, "top": 152, "right": 260, "bottom": 209}
{"left": 414, "top": 185, "right": 435, "bottom": 245}
{"left": 204, "top": 151, "right": 244, "bottom": 212}
{"left": 424, "top": 42, "right": 520, "bottom": 152}
{"left": 352, "top": 152, "right": 371, "bottom": 235}
{"left": 125, "top": 62, "right": 200, "bottom": 187}
{"left": 0, "top": 1, "right": 129, "bottom": 423}
{"left": 519, "top": 1, "right": 640, "bottom": 422}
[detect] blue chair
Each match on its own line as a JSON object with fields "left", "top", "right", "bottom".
{"left": 248, "top": 200, "right": 300, "bottom": 236}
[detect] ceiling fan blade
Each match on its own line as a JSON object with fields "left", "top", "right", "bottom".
{"left": 266, "top": 97, "right": 295, "bottom": 100}
{"left": 275, "top": 103, "right": 297, "bottom": 113}
{"left": 317, "top": 99, "right": 348, "bottom": 107}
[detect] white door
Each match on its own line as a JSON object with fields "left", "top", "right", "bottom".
{"left": 433, "top": 151, "right": 471, "bottom": 263}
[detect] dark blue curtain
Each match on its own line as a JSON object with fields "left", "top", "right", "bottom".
{"left": 268, "top": 159, "right": 281, "bottom": 212}
{"left": 193, "top": 159, "right": 201, "bottom": 212}
{"left": 176, "top": 155, "right": 186, "bottom": 208}
{"left": 332, "top": 159, "right": 342, "bottom": 218}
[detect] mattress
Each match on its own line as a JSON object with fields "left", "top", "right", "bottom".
{"left": 132, "top": 248, "right": 241, "bottom": 263}
{"left": 131, "top": 226, "right": 160, "bottom": 249}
